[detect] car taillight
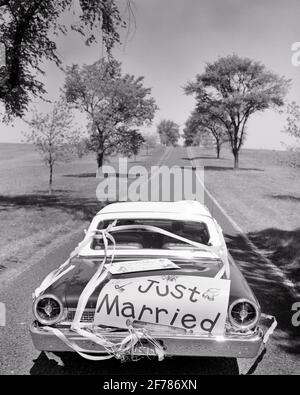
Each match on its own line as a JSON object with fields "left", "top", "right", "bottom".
{"left": 33, "top": 295, "right": 64, "bottom": 326}
{"left": 229, "top": 299, "right": 260, "bottom": 331}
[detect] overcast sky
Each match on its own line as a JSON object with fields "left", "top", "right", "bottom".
{"left": 1, "top": 0, "right": 300, "bottom": 149}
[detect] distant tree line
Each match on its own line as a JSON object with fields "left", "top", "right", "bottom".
{"left": 157, "top": 120, "right": 180, "bottom": 147}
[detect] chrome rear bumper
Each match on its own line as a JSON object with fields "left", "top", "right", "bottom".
{"left": 30, "top": 322, "right": 264, "bottom": 359}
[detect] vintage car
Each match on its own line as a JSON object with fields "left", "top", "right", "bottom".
{"left": 30, "top": 201, "right": 275, "bottom": 361}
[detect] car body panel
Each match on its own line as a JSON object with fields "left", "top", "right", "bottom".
{"left": 30, "top": 201, "right": 263, "bottom": 359}
{"left": 46, "top": 254, "right": 257, "bottom": 310}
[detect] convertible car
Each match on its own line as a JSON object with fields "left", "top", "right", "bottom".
{"left": 30, "top": 201, "right": 275, "bottom": 361}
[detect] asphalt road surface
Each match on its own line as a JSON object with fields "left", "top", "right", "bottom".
{"left": 0, "top": 147, "right": 299, "bottom": 375}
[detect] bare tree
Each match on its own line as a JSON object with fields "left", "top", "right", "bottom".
{"left": 25, "top": 100, "right": 82, "bottom": 193}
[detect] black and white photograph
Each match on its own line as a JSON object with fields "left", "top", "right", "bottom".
{"left": 0, "top": 0, "right": 299, "bottom": 380}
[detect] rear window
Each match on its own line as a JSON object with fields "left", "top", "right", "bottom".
{"left": 92, "top": 219, "right": 210, "bottom": 250}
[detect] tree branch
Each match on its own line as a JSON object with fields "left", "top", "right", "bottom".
{"left": 0, "top": 0, "right": 9, "bottom": 7}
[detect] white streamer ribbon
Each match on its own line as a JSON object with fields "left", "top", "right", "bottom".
{"left": 95, "top": 224, "right": 230, "bottom": 279}
{"left": 261, "top": 314, "right": 278, "bottom": 344}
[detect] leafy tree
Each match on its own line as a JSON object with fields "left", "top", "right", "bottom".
{"left": 184, "top": 110, "right": 228, "bottom": 158}
{"left": 0, "top": 0, "right": 129, "bottom": 118}
{"left": 120, "top": 129, "right": 145, "bottom": 162}
{"left": 143, "top": 131, "right": 158, "bottom": 155}
{"left": 183, "top": 113, "right": 206, "bottom": 147}
{"left": 157, "top": 120, "right": 180, "bottom": 147}
{"left": 64, "top": 59, "right": 157, "bottom": 169}
{"left": 284, "top": 102, "right": 300, "bottom": 141}
{"left": 186, "top": 55, "right": 290, "bottom": 169}
{"left": 283, "top": 102, "right": 300, "bottom": 168}
{"left": 24, "top": 100, "right": 82, "bottom": 193}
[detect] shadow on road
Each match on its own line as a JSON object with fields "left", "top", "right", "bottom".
{"left": 247, "top": 228, "right": 300, "bottom": 284}
{"left": 181, "top": 156, "right": 223, "bottom": 161}
{"left": 226, "top": 233, "right": 300, "bottom": 357}
{"left": 269, "top": 194, "right": 300, "bottom": 203}
{"left": 204, "top": 166, "right": 264, "bottom": 172}
{"left": 64, "top": 172, "right": 150, "bottom": 179}
{"left": 30, "top": 352, "right": 239, "bottom": 375}
{"left": 64, "top": 173, "right": 97, "bottom": 178}
{"left": 0, "top": 193, "right": 106, "bottom": 221}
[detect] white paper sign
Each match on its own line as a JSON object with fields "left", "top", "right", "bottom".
{"left": 94, "top": 276, "right": 231, "bottom": 335}
{"left": 107, "top": 259, "right": 180, "bottom": 275}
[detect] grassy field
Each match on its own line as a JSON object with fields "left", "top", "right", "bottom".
{"left": 0, "top": 143, "right": 165, "bottom": 277}
{"left": 192, "top": 147, "right": 300, "bottom": 285}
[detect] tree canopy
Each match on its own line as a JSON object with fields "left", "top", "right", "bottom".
{"left": 157, "top": 119, "right": 180, "bottom": 147}
{"left": 120, "top": 129, "right": 145, "bottom": 161}
{"left": 186, "top": 54, "right": 290, "bottom": 168}
{"left": 183, "top": 113, "right": 206, "bottom": 147}
{"left": 284, "top": 102, "right": 300, "bottom": 141}
{"left": 283, "top": 102, "right": 300, "bottom": 168}
{"left": 0, "top": 0, "right": 128, "bottom": 118}
{"left": 64, "top": 58, "right": 157, "bottom": 168}
{"left": 184, "top": 110, "right": 228, "bottom": 158}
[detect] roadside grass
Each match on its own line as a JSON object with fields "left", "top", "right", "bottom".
{"left": 189, "top": 147, "right": 300, "bottom": 287}
{"left": 0, "top": 143, "right": 165, "bottom": 275}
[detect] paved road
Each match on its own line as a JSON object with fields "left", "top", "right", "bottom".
{"left": 0, "top": 147, "right": 299, "bottom": 375}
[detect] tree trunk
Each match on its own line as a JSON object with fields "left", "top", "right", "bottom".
{"left": 97, "top": 151, "right": 104, "bottom": 169}
{"left": 216, "top": 143, "right": 221, "bottom": 159}
{"left": 233, "top": 150, "right": 239, "bottom": 170}
{"left": 49, "top": 164, "right": 53, "bottom": 194}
